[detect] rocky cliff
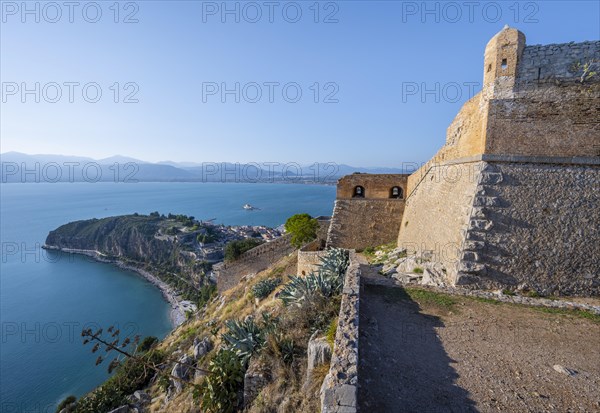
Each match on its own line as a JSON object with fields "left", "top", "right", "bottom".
{"left": 44, "top": 214, "right": 219, "bottom": 302}
{"left": 47, "top": 215, "right": 180, "bottom": 263}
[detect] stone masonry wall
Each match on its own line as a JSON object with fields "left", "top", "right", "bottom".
{"left": 297, "top": 247, "right": 326, "bottom": 276}
{"left": 215, "top": 235, "right": 295, "bottom": 292}
{"left": 327, "top": 199, "right": 405, "bottom": 250}
{"left": 407, "top": 37, "right": 600, "bottom": 197}
{"left": 456, "top": 161, "right": 600, "bottom": 295}
{"left": 485, "top": 82, "right": 600, "bottom": 158}
{"left": 216, "top": 219, "right": 330, "bottom": 292}
{"left": 516, "top": 41, "right": 600, "bottom": 85}
{"left": 321, "top": 251, "right": 360, "bottom": 413}
{"left": 398, "top": 161, "right": 482, "bottom": 284}
{"left": 398, "top": 30, "right": 599, "bottom": 295}
{"left": 336, "top": 174, "right": 408, "bottom": 199}
{"left": 481, "top": 38, "right": 600, "bottom": 159}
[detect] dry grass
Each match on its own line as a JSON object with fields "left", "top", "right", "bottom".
{"left": 147, "top": 252, "right": 340, "bottom": 412}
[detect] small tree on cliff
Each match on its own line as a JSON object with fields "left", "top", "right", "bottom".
{"left": 284, "top": 213, "right": 318, "bottom": 248}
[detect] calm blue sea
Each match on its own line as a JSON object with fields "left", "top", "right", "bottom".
{"left": 0, "top": 182, "right": 335, "bottom": 411}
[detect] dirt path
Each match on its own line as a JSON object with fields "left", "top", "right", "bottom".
{"left": 357, "top": 263, "right": 600, "bottom": 413}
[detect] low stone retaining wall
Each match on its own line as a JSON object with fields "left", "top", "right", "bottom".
{"left": 321, "top": 251, "right": 360, "bottom": 413}
{"left": 297, "top": 241, "right": 327, "bottom": 276}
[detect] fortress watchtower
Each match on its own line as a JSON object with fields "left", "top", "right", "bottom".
{"left": 397, "top": 28, "right": 600, "bottom": 295}
{"left": 483, "top": 25, "right": 526, "bottom": 98}
{"left": 326, "top": 173, "right": 409, "bottom": 250}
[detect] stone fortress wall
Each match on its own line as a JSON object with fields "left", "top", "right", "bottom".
{"left": 320, "top": 251, "right": 360, "bottom": 413}
{"left": 398, "top": 161, "right": 483, "bottom": 285}
{"left": 214, "top": 234, "right": 296, "bottom": 292}
{"left": 325, "top": 27, "right": 598, "bottom": 295}
{"left": 216, "top": 217, "right": 331, "bottom": 291}
{"left": 456, "top": 162, "right": 600, "bottom": 295}
{"left": 486, "top": 40, "right": 600, "bottom": 158}
{"left": 296, "top": 240, "right": 325, "bottom": 277}
{"left": 396, "top": 27, "right": 600, "bottom": 295}
{"left": 326, "top": 174, "right": 409, "bottom": 251}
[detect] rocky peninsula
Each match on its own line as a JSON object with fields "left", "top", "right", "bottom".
{"left": 43, "top": 212, "right": 282, "bottom": 327}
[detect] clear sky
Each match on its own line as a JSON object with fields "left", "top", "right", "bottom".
{"left": 1, "top": 1, "right": 598, "bottom": 167}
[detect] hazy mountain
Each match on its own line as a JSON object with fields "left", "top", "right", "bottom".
{"left": 1, "top": 152, "right": 413, "bottom": 183}
{"left": 1, "top": 152, "right": 195, "bottom": 183}
{"left": 0, "top": 151, "right": 95, "bottom": 164}
{"left": 157, "top": 160, "right": 204, "bottom": 168}
{"left": 97, "top": 155, "right": 149, "bottom": 164}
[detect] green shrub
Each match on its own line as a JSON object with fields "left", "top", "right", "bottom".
{"left": 198, "top": 283, "right": 217, "bottom": 308}
{"left": 284, "top": 213, "right": 318, "bottom": 248}
{"left": 224, "top": 238, "right": 264, "bottom": 261}
{"left": 197, "top": 233, "right": 215, "bottom": 244}
{"left": 136, "top": 336, "right": 158, "bottom": 353}
{"left": 199, "top": 349, "right": 245, "bottom": 413}
{"left": 280, "top": 274, "right": 318, "bottom": 307}
{"left": 413, "top": 267, "right": 424, "bottom": 274}
{"left": 280, "top": 272, "right": 340, "bottom": 307}
{"left": 74, "top": 350, "right": 165, "bottom": 413}
{"left": 56, "top": 395, "right": 77, "bottom": 413}
{"left": 252, "top": 277, "right": 282, "bottom": 300}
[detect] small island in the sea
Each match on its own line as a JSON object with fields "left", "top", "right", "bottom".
{"left": 43, "top": 212, "right": 282, "bottom": 325}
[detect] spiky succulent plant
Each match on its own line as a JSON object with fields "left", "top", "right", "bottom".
{"left": 221, "top": 318, "right": 264, "bottom": 364}
{"left": 318, "top": 248, "right": 350, "bottom": 281}
{"left": 279, "top": 248, "right": 350, "bottom": 307}
{"left": 251, "top": 277, "right": 281, "bottom": 300}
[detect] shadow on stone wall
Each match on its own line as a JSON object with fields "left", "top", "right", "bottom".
{"left": 358, "top": 282, "right": 476, "bottom": 412}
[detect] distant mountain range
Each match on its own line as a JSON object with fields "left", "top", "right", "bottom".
{"left": 0, "top": 152, "right": 414, "bottom": 184}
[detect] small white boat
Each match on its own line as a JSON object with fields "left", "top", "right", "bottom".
{"left": 243, "top": 204, "right": 255, "bottom": 210}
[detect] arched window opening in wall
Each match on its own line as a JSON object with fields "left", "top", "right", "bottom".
{"left": 353, "top": 186, "right": 365, "bottom": 198}
{"left": 390, "top": 186, "right": 403, "bottom": 199}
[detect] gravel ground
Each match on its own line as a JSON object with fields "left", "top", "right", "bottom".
{"left": 357, "top": 265, "right": 600, "bottom": 413}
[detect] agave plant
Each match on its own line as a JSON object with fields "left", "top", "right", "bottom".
{"left": 279, "top": 275, "right": 314, "bottom": 307}
{"left": 221, "top": 318, "right": 264, "bottom": 364}
{"left": 275, "top": 335, "right": 296, "bottom": 364}
{"left": 279, "top": 272, "right": 337, "bottom": 306}
{"left": 251, "top": 277, "right": 281, "bottom": 300}
{"left": 316, "top": 271, "right": 343, "bottom": 297}
{"left": 279, "top": 248, "right": 350, "bottom": 307}
{"left": 318, "top": 248, "right": 350, "bottom": 282}
{"left": 260, "top": 312, "right": 280, "bottom": 335}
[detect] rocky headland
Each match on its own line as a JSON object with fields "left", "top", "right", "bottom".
{"left": 43, "top": 213, "right": 281, "bottom": 326}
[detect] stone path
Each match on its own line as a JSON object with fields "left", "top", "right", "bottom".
{"left": 357, "top": 264, "right": 477, "bottom": 413}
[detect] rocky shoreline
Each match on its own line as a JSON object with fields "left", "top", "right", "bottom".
{"left": 42, "top": 245, "right": 186, "bottom": 327}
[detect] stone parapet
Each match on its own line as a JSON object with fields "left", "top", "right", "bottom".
{"left": 321, "top": 251, "right": 360, "bottom": 413}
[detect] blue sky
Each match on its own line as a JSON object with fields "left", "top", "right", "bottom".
{"left": 1, "top": 1, "right": 599, "bottom": 167}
